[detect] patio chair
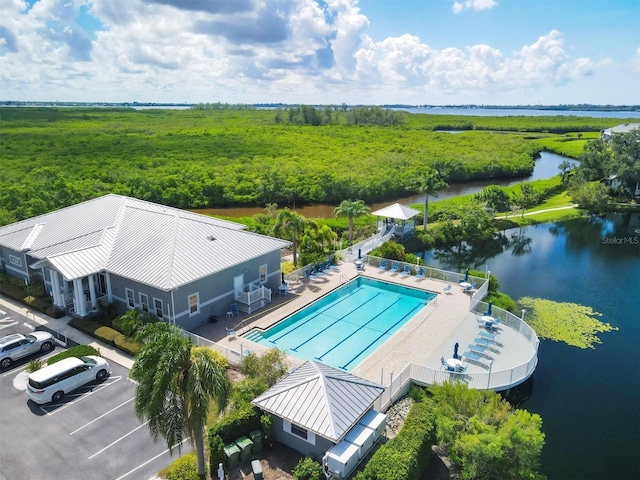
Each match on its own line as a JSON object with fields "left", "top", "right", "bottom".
{"left": 441, "top": 356, "right": 455, "bottom": 372}
{"left": 225, "top": 327, "right": 236, "bottom": 339}
{"left": 378, "top": 259, "right": 388, "bottom": 272}
{"left": 312, "top": 265, "right": 324, "bottom": 276}
{"left": 304, "top": 268, "right": 313, "bottom": 280}
{"left": 399, "top": 265, "right": 411, "bottom": 277}
{"left": 389, "top": 261, "right": 399, "bottom": 274}
{"left": 415, "top": 267, "right": 425, "bottom": 281}
{"left": 464, "top": 281, "right": 477, "bottom": 294}
{"left": 327, "top": 260, "right": 339, "bottom": 272}
{"left": 230, "top": 303, "right": 239, "bottom": 316}
{"left": 443, "top": 284, "right": 452, "bottom": 294}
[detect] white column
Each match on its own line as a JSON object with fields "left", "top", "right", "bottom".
{"left": 63, "top": 280, "right": 70, "bottom": 307}
{"left": 106, "top": 273, "right": 113, "bottom": 303}
{"left": 50, "top": 270, "right": 62, "bottom": 307}
{"left": 88, "top": 275, "right": 97, "bottom": 310}
{"left": 73, "top": 278, "right": 86, "bottom": 316}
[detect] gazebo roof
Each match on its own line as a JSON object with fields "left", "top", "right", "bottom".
{"left": 371, "top": 203, "right": 420, "bottom": 220}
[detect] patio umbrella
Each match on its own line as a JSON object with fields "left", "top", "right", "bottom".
{"left": 358, "top": 248, "right": 362, "bottom": 259}
{"left": 281, "top": 272, "right": 286, "bottom": 285}
{"left": 454, "top": 342, "right": 459, "bottom": 359}
{"left": 487, "top": 301, "right": 492, "bottom": 316}
{"left": 464, "top": 269, "right": 469, "bottom": 282}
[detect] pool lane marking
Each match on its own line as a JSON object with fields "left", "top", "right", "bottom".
{"left": 114, "top": 437, "right": 190, "bottom": 480}
{"left": 292, "top": 292, "right": 384, "bottom": 351}
{"left": 314, "top": 297, "right": 401, "bottom": 361}
{"left": 70, "top": 397, "right": 135, "bottom": 435}
{"left": 339, "top": 301, "right": 425, "bottom": 370}
{"left": 89, "top": 421, "right": 150, "bottom": 459}
{"left": 270, "top": 287, "right": 365, "bottom": 343}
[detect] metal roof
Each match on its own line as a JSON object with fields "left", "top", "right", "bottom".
{"left": 252, "top": 361, "right": 384, "bottom": 442}
{"left": 0, "top": 195, "right": 290, "bottom": 288}
{"left": 371, "top": 203, "right": 420, "bottom": 220}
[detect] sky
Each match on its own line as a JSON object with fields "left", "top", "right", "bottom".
{"left": 1, "top": 0, "right": 639, "bottom": 105}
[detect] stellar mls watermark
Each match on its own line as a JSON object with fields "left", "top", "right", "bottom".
{"left": 602, "top": 231, "right": 640, "bottom": 245}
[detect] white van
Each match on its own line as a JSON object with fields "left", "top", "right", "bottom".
{"left": 26, "top": 355, "right": 110, "bottom": 404}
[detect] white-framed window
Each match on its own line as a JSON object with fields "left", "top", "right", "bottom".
{"left": 97, "top": 273, "right": 107, "bottom": 295}
{"left": 139, "top": 293, "right": 149, "bottom": 313}
{"left": 283, "top": 420, "right": 316, "bottom": 445}
{"left": 259, "top": 264, "right": 267, "bottom": 284}
{"left": 9, "top": 255, "right": 22, "bottom": 267}
{"left": 188, "top": 292, "right": 199, "bottom": 315}
{"left": 125, "top": 288, "right": 135, "bottom": 308}
{"left": 153, "top": 298, "right": 163, "bottom": 319}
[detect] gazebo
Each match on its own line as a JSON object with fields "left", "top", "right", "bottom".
{"left": 371, "top": 203, "right": 420, "bottom": 240}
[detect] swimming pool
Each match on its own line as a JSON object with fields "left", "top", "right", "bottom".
{"left": 243, "top": 277, "right": 436, "bottom": 371}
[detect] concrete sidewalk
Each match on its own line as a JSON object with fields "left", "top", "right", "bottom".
{"left": 0, "top": 294, "right": 135, "bottom": 370}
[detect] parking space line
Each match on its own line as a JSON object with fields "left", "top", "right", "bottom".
{"left": 89, "top": 421, "right": 150, "bottom": 459}
{"left": 114, "top": 438, "right": 190, "bottom": 480}
{"left": 70, "top": 397, "right": 135, "bottom": 435}
{"left": 41, "top": 376, "right": 123, "bottom": 415}
{"left": 0, "top": 320, "right": 18, "bottom": 330}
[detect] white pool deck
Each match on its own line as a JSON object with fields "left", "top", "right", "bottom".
{"left": 196, "top": 260, "right": 538, "bottom": 394}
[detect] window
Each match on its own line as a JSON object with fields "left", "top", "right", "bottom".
{"left": 188, "top": 293, "right": 199, "bottom": 315}
{"left": 97, "top": 273, "right": 107, "bottom": 295}
{"left": 139, "top": 293, "right": 149, "bottom": 313}
{"left": 290, "top": 424, "right": 308, "bottom": 440}
{"left": 125, "top": 288, "right": 135, "bottom": 308}
{"left": 153, "top": 298, "right": 163, "bottom": 319}
{"left": 8, "top": 255, "right": 22, "bottom": 267}
{"left": 259, "top": 264, "right": 267, "bottom": 283}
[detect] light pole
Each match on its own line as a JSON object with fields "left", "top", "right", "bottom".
{"left": 521, "top": 309, "right": 526, "bottom": 321}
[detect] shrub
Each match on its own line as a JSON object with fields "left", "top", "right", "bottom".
{"left": 239, "top": 348, "right": 289, "bottom": 387}
{"left": 113, "top": 334, "right": 143, "bottom": 356}
{"left": 230, "top": 378, "right": 268, "bottom": 406}
{"left": 165, "top": 453, "right": 200, "bottom": 480}
{"left": 94, "top": 326, "right": 120, "bottom": 344}
{"left": 47, "top": 345, "right": 100, "bottom": 365}
{"left": 208, "top": 434, "right": 225, "bottom": 478}
{"left": 293, "top": 457, "right": 322, "bottom": 480}
{"left": 69, "top": 318, "right": 104, "bottom": 336}
{"left": 208, "top": 402, "right": 262, "bottom": 444}
{"left": 26, "top": 359, "right": 44, "bottom": 373}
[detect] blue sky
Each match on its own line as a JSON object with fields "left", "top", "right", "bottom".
{"left": 1, "top": 0, "right": 638, "bottom": 105}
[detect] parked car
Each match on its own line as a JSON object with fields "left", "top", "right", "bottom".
{"left": 26, "top": 355, "right": 110, "bottom": 404}
{"left": 0, "top": 331, "right": 55, "bottom": 369}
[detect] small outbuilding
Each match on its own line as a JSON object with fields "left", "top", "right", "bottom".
{"left": 252, "top": 361, "right": 385, "bottom": 461}
{"left": 371, "top": 203, "right": 420, "bottom": 241}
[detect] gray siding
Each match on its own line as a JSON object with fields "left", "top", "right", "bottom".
{"left": 272, "top": 416, "right": 335, "bottom": 462}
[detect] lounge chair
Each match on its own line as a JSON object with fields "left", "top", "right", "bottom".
{"left": 468, "top": 344, "right": 492, "bottom": 359}
{"left": 389, "top": 261, "right": 399, "bottom": 274}
{"left": 415, "top": 268, "right": 425, "bottom": 280}
{"left": 462, "top": 351, "right": 488, "bottom": 368}
{"left": 378, "top": 259, "right": 388, "bottom": 272}
{"left": 327, "top": 260, "right": 339, "bottom": 271}
{"left": 478, "top": 331, "right": 496, "bottom": 341}
{"left": 304, "top": 268, "right": 313, "bottom": 280}
{"left": 312, "top": 265, "right": 324, "bottom": 276}
{"left": 443, "top": 284, "right": 452, "bottom": 293}
{"left": 474, "top": 336, "right": 492, "bottom": 346}
{"left": 399, "top": 265, "right": 411, "bottom": 277}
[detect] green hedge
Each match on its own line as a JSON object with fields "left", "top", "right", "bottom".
{"left": 208, "top": 402, "right": 262, "bottom": 444}
{"left": 164, "top": 452, "right": 200, "bottom": 480}
{"left": 354, "top": 403, "right": 436, "bottom": 480}
{"left": 47, "top": 345, "right": 100, "bottom": 364}
{"left": 94, "top": 326, "right": 121, "bottom": 344}
{"left": 113, "top": 334, "right": 142, "bottom": 356}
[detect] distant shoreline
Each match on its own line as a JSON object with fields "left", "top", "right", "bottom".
{"left": 0, "top": 101, "right": 638, "bottom": 112}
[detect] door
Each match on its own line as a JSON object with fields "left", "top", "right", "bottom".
{"left": 233, "top": 274, "right": 244, "bottom": 293}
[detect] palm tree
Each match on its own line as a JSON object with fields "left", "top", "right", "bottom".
{"left": 274, "top": 209, "right": 308, "bottom": 266}
{"left": 407, "top": 168, "right": 448, "bottom": 231}
{"left": 130, "top": 322, "right": 231, "bottom": 480}
{"left": 334, "top": 199, "right": 371, "bottom": 244}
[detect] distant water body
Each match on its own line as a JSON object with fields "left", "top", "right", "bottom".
{"left": 397, "top": 107, "right": 640, "bottom": 119}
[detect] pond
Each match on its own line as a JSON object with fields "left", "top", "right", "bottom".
{"left": 421, "top": 214, "right": 640, "bottom": 480}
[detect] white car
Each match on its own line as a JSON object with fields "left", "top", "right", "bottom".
{"left": 0, "top": 331, "right": 55, "bottom": 369}
{"left": 26, "top": 355, "right": 110, "bottom": 404}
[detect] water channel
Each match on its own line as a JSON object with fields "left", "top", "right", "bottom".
{"left": 195, "top": 151, "right": 571, "bottom": 218}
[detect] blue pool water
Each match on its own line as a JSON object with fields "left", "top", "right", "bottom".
{"left": 243, "top": 277, "right": 435, "bottom": 371}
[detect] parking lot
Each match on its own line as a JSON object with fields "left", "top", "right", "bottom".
{"left": 0, "top": 308, "right": 183, "bottom": 480}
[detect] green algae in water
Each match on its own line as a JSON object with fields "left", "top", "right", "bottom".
{"left": 518, "top": 297, "right": 618, "bottom": 349}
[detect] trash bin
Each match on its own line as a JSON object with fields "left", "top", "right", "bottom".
{"left": 224, "top": 442, "right": 240, "bottom": 470}
{"left": 235, "top": 436, "right": 253, "bottom": 464}
{"left": 251, "top": 459, "right": 264, "bottom": 480}
{"left": 250, "top": 429, "right": 263, "bottom": 454}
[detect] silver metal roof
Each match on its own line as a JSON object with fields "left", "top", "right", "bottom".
{"left": 252, "top": 361, "right": 384, "bottom": 442}
{"left": 0, "top": 195, "right": 290, "bottom": 288}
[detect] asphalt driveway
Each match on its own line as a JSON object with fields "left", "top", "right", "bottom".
{"left": 0, "top": 309, "right": 182, "bottom": 480}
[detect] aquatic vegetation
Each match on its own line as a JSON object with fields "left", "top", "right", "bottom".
{"left": 519, "top": 297, "right": 617, "bottom": 349}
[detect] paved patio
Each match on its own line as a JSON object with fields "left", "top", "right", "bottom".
{"left": 193, "top": 260, "right": 537, "bottom": 391}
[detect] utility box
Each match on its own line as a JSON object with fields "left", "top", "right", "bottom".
{"left": 235, "top": 436, "right": 253, "bottom": 464}
{"left": 324, "top": 440, "right": 359, "bottom": 479}
{"left": 250, "top": 429, "right": 263, "bottom": 454}
{"left": 344, "top": 423, "right": 375, "bottom": 459}
{"left": 224, "top": 443, "right": 240, "bottom": 470}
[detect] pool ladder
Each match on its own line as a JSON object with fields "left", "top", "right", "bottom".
{"left": 340, "top": 273, "right": 350, "bottom": 284}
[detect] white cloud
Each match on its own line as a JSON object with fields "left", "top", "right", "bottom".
{"left": 0, "top": 0, "right": 619, "bottom": 104}
{"left": 452, "top": 0, "right": 498, "bottom": 14}
{"left": 630, "top": 46, "right": 640, "bottom": 73}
